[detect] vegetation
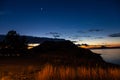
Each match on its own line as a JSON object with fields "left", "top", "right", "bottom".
{"left": 0, "top": 30, "right": 28, "bottom": 56}
{"left": 4, "top": 30, "right": 27, "bottom": 50}
{"left": 0, "top": 64, "right": 120, "bottom": 80}
{"left": 0, "top": 30, "right": 120, "bottom": 80}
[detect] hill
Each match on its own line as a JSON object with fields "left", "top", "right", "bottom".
{"left": 0, "top": 34, "right": 65, "bottom": 43}
{"left": 0, "top": 35, "right": 119, "bottom": 67}
{"left": 30, "top": 40, "right": 106, "bottom": 66}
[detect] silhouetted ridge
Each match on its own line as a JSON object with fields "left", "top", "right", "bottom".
{"left": 31, "top": 40, "right": 79, "bottom": 52}
{"left": 37, "top": 40, "right": 94, "bottom": 55}
{"left": 30, "top": 40, "right": 105, "bottom": 65}
{"left": 26, "top": 36, "right": 65, "bottom": 43}
{"left": 41, "top": 40, "right": 78, "bottom": 50}
{"left": 0, "top": 34, "right": 65, "bottom": 44}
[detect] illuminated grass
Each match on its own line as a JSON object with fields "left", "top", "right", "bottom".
{"left": 0, "top": 64, "right": 120, "bottom": 80}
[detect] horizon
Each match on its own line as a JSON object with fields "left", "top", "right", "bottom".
{"left": 0, "top": 32, "right": 120, "bottom": 49}
{"left": 0, "top": 0, "right": 120, "bottom": 46}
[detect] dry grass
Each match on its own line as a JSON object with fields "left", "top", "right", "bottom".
{"left": 36, "top": 64, "right": 120, "bottom": 80}
{"left": 0, "top": 64, "right": 120, "bottom": 80}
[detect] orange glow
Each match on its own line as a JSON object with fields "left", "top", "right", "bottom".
{"left": 79, "top": 44, "right": 120, "bottom": 49}
{"left": 0, "top": 64, "right": 120, "bottom": 79}
{"left": 28, "top": 43, "right": 40, "bottom": 49}
{"left": 36, "top": 64, "right": 120, "bottom": 80}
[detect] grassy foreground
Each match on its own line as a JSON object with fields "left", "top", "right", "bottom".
{"left": 0, "top": 64, "right": 120, "bottom": 80}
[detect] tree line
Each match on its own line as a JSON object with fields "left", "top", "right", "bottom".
{"left": 0, "top": 30, "right": 28, "bottom": 56}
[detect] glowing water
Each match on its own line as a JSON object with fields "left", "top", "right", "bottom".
{"left": 91, "top": 49, "right": 120, "bottom": 65}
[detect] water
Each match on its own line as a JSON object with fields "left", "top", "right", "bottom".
{"left": 91, "top": 49, "right": 120, "bottom": 65}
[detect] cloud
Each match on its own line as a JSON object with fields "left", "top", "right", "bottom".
{"left": 94, "top": 37, "right": 104, "bottom": 39}
{"left": 82, "top": 36, "right": 91, "bottom": 37}
{"left": 69, "top": 35, "right": 91, "bottom": 40}
{"left": 46, "top": 32, "right": 61, "bottom": 38}
{"left": 77, "top": 29, "right": 103, "bottom": 34}
{"left": 77, "top": 30, "right": 86, "bottom": 33}
{"left": 88, "top": 29, "right": 103, "bottom": 32}
{"left": 78, "top": 39, "right": 83, "bottom": 41}
{"left": 48, "top": 32, "right": 59, "bottom": 35}
{"left": 109, "top": 33, "right": 120, "bottom": 37}
{"left": 69, "top": 35, "right": 79, "bottom": 39}
{"left": 71, "top": 40, "right": 78, "bottom": 43}
{"left": 81, "top": 43, "right": 89, "bottom": 46}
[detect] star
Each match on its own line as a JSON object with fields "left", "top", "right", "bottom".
{"left": 40, "top": 8, "right": 43, "bottom": 11}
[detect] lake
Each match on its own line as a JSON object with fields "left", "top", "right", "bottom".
{"left": 91, "top": 49, "right": 120, "bottom": 65}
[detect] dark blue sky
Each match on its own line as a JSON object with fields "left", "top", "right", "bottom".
{"left": 0, "top": 0, "right": 120, "bottom": 45}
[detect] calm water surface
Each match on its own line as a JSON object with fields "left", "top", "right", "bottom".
{"left": 91, "top": 49, "right": 120, "bottom": 65}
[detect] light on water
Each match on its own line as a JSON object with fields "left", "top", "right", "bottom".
{"left": 91, "top": 49, "right": 120, "bottom": 65}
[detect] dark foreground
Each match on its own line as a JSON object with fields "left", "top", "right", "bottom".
{"left": 0, "top": 41, "right": 120, "bottom": 80}
{"left": 0, "top": 62, "right": 120, "bottom": 80}
{"left": 0, "top": 55, "right": 120, "bottom": 80}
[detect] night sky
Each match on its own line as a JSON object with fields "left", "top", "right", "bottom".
{"left": 0, "top": 0, "right": 120, "bottom": 45}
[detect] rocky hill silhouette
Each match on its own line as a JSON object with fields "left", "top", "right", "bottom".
{"left": 0, "top": 31, "right": 119, "bottom": 67}
{"left": 30, "top": 40, "right": 105, "bottom": 66}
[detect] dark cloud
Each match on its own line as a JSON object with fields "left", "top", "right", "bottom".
{"left": 88, "top": 29, "right": 103, "bottom": 32}
{"left": 46, "top": 32, "right": 61, "bottom": 38}
{"left": 109, "top": 33, "right": 120, "bottom": 37}
{"left": 78, "top": 39, "right": 83, "bottom": 41}
{"left": 71, "top": 41, "right": 78, "bottom": 43}
{"left": 81, "top": 43, "right": 89, "bottom": 46}
{"left": 69, "top": 35, "right": 91, "bottom": 40}
{"left": 77, "top": 29, "right": 103, "bottom": 34}
{"left": 82, "top": 36, "right": 91, "bottom": 37}
{"left": 94, "top": 37, "right": 104, "bottom": 39}
{"left": 77, "top": 30, "right": 86, "bottom": 33}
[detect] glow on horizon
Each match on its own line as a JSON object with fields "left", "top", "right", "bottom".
{"left": 0, "top": 0, "right": 120, "bottom": 47}
{"left": 28, "top": 43, "right": 40, "bottom": 49}
{"left": 76, "top": 39, "right": 120, "bottom": 46}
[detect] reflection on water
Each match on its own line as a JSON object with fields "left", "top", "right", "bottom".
{"left": 0, "top": 64, "right": 120, "bottom": 80}
{"left": 91, "top": 49, "right": 120, "bottom": 65}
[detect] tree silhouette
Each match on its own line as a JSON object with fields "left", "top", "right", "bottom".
{"left": 4, "top": 30, "right": 20, "bottom": 49}
{"left": 1, "top": 30, "right": 28, "bottom": 56}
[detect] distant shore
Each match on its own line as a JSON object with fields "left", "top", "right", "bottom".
{"left": 88, "top": 47, "right": 120, "bottom": 49}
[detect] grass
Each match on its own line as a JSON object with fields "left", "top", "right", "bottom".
{"left": 0, "top": 64, "right": 120, "bottom": 80}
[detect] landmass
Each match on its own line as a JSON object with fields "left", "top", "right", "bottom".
{"left": 0, "top": 30, "right": 120, "bottom": 80}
